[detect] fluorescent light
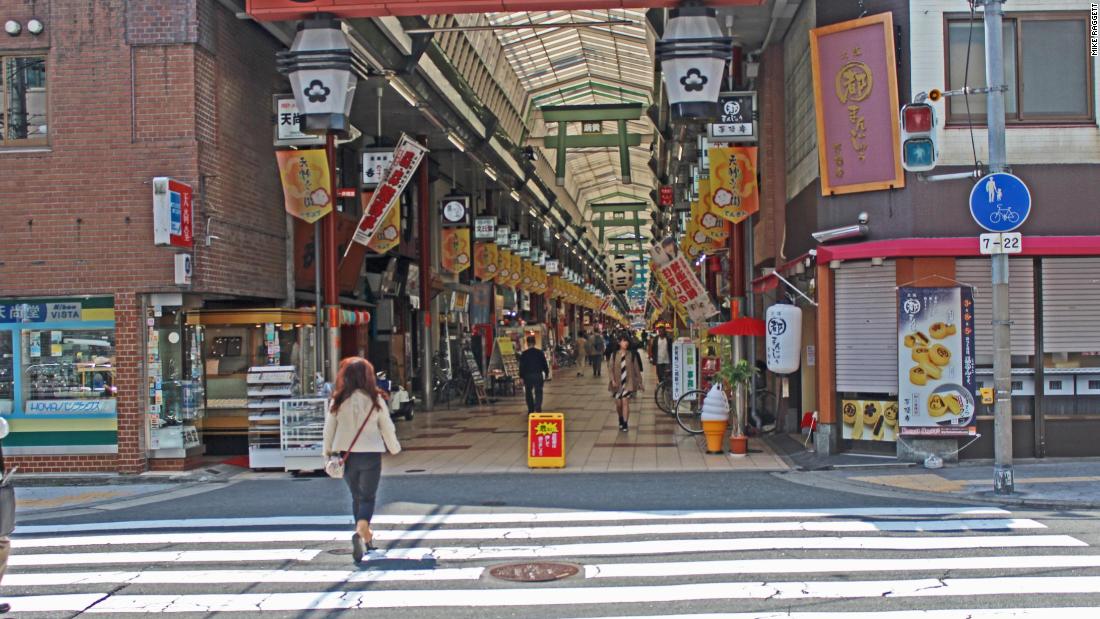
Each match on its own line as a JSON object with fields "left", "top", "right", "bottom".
{"left": 485, "top": 167, "right": 498, "bottom": 181}
{"left": 510, "top": 189, "right": 521, "bottom": 202}
{"left": 389, "top": 78, "right": 419, "bottom": 107}
{"left": 446, "top": 132, "right": 466, "bottom": 152}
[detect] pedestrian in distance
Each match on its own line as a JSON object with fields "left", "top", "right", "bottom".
{"left": 575, "top": 331, "right": 588, "bottom": 377}
{"left": 322, "top": 357, "right": 402, "bottom": 564}
{"left": 649, "top": 326, "right": 673, "bottom": 382}
{"left": 519, "top": 335, "right": 551, "bottom": 414}
{"left": 588, "top": 331, "right": 606, "bottom": 377}
{"left": 608, "top": 334, "right": 644, "bottom": 432}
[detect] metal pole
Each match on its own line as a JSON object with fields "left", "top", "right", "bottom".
{"left": 983, "top": 0, "right": 1014, "bottom": 495}
{"left": 324, "top": 133, "right": 341, "bottom": 381}
{"left": 418, "top": 135, "right": 434, "bottom": 410}
{"left": 314, "top": 220, "right": 324, "bottom": 381}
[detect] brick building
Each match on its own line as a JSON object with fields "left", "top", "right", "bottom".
{"left": 0, "top": 0, "right": 294, "bottom": 472}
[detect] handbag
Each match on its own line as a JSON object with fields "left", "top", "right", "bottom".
{"left": 0, "top": 472, "right": 16, "bottom": 537}
{"left": 324, "top": 403, "right": 376, "bottom": 479}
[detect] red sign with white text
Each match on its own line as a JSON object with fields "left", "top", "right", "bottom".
{"left": 348, "top": 135, "right": 428, "bottom": 251}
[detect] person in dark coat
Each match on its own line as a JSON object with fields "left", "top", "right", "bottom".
{"left": 518, "top": 336, "right": 551, "bottom": 414}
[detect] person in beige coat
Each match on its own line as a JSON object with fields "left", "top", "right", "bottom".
{"left": 323, "top": 357, "right": 402, "bottom": 563}
{"left": 608, "top": 334, "right": 644, "bottom": 432}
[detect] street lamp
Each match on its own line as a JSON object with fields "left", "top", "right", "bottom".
{"left": 276, "top": 15, "right": 357, "bottom": 137}
{"left": 655, "top": 6, "right": 733, "bottom": 120}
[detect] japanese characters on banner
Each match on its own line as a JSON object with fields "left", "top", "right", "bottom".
{"left": 683, "top": 179, "right": 730, "bottom": 260}
{"left": 608, "top": 256, "right": 635, "bottom": 292}
{"left": 650, "top": 237, "right": 718, "bottom": 324}
{"left": 363, "top": 191, "right": 400, "bottom": 254}
{"left": 474, "top": 242, "right": 497, "bottom": 281}
{"left": 809, "top": 13, "right": 904, "bottom": 195}
{"left": 275, "top": 149, "right": 332, "bottom": 224}
{"left": 841, "top": 399, "right": 899, "bottom": 442}
{"left": 349, "top": 134, "right": 428, "bottom": 250}
{"left": 510, "top": 252, "right": 522, "bottom": 287}
{"left": 441, "top": 228, "right": 471, "bottom": 274}
{"left": 497, "top": 248, "right": 512, "bottom": 283}
{"left": 707, "top": 146, "right": 759, "bottom": 224}
{"left": 897, "top": 287, "right": 977, "bottom": 437}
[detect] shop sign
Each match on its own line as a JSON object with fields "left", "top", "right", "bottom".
{"left": 897, "top": 286, "right": 977, "bottom": 437}
{"left": 0, "top": 302, "right": 82, "bottom": 323}
{"left": 707, "top": 146, "right": 759, "bottom": 224}
{"left": 809, "top": 12, "right": 904, "bottom": 195}
{"left": 406, "top": 263, "right": 421, "bottom": 309}
{"left": 545, "top": 259, "right": 560, "bottom": 274}
{"left": 440, "top": 195, "right": 470, "bottom": 227}
{"left": 474, "top": 217, "right": 497, "bottom": 240}
{"left": 274, "top": 151, "right": 332, "bottom": 224}
{"left": 518, "top": 240, "right": 531, "bottom": 258}
{"left": 671, "top": 337, "right": 698, "bottom": 401}
{"left": 495, "top": 226, "right": 510, "bottom": 246}
{"left": 350, "top": 134, "right": 428, "bottom": 248}
{"left": 152, "top": 177, "right": 194, "bottom": 248}
{"left": 361, "top": 147, "right": 394, "bottom": 189}
{"left": 510, "top": 232, "right": 521, "bottom": 250}
{"left": 26, "top": 399, "right": 117, "bottom": 416}
{"left": 659, "top": 185, "right": 674, "bottom": 207}
{"left": 273, "top": 95, "right": 325, "bottom": 147}
{"left": 650, "top": 236, "right": 718, "bottom": 324}
{"left": 841, "top": 399, "right": 899, "bottom": 442}
{"left": 708, "top": 91, "right": 757, "bottom": 142}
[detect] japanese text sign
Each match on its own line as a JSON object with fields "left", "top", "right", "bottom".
{"left": 276, "top": 150, "right": 332, "bottom": 224}
{"left": 152, "top": 177, "right": 194, "bottom": 247}
{"left": 707, "top": 146, "right": 759, "bottom": 224}
{"left": 349, "top": 134, "right": 428, "bottom": 249}
{"left": 650, "top": 236, "right": 718, "bottom": 324}
{"left": 809, "top": 12, "right": 904, "bottom": 196}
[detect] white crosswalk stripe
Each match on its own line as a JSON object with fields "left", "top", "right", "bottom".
{"left": 5, "top": 505, "right": 1099, "bottom": 616}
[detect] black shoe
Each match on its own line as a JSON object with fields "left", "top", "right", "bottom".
{"left": 619, "top": 421, "right": 628, "bottom": 432}
{"left": 0, "top": 603, "right": 10, "bottom": 613}
{"left": 352, "top": 533, "right": 365, "bottom": 563}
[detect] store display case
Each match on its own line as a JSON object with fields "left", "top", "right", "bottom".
{"left": 247, "top": 365, "right": 297, "bottom": 469}
{"left": 280, "top": 397, "right": 327, "bottom": 473}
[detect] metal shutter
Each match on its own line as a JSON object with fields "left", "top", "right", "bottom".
{"left": 835, "top": 260, "right": 898, "bottom": 394}
{"left": 1042, "top": 257, "right": 1100, "bottom": 353}
{"left": 956, "top": 258, "right": 1036, "bottom": 358}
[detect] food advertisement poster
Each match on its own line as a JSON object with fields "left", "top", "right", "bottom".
{"left": 841, "top": 399, "right": 899, "bottom": 442}
{"left": 897, "top": 287, "right": 977, "bottom": 436}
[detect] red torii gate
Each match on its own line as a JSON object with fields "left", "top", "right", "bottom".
{"left": 246, "top": 0, "right": 764, "bottom": 21}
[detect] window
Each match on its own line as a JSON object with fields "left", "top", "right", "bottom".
{"left": 21, "top": 329, "right": 116, "bottom": 406}
{"left": 945, "top": 13, "right": 1093, "bottom": 124}
{"left": 1, "top": 54, "right": 48, "bottom": 145}
{"left": 0, "top": 332, "right": 12, "bottom": 415}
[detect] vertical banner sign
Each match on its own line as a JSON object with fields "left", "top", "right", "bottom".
{"left": 441, "top": 228, "right": 471, "bottom": 274}
{"left": 275, "top": 150, "right": 332, "bottom": 224}
{"left": 650, "top": 236, "right": 719, "bottom": 324}
{"left": 659, "top": 185, "right": 674, "bottom": 207}
{"left": 707, "top": 146, "right": 759, "bottom": 224}
{"left": 671, "top": 338, "right": 699, "bottom": 400}
{"left": 897, "top": 287, "right": 977, "bottom": 437}
{"left": 474, "top": 242, "right": 497, "bottom": 281}
{"left": 152, "top": 177, "right": 194, "bottom": 247}
{"left": 363, "top": 191, "right": 400, "bottom": 254}
{"left": 809, "top": 12, "right": 904, "bottom": 196}
{"left": 349, "top": 134, "right": 428, "bottom": 250}
{"left": 497, "top": 249, "right": 512, "bottom": 284}
{"left": 510, "top": 252, "right": 522, "bottom": 287}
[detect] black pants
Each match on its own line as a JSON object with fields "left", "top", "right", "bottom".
{"left": 523, "top": 375, "right": 544, "bottom": 413}
{"left": 343, "top": 452, "right": 382, "bottom": 524}
{"left": 656, "top": 363, "right": 670, "bottom": 382}
{"left": 590, "top": 355, "right": 603, "bottom": 376}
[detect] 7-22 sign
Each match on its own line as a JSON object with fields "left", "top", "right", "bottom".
{"left": 979, "top": 232, "right": 1022, "bottom": 255}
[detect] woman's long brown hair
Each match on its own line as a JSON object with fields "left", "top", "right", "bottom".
{"left": 330, "top": 357, "right": 383, "bottom": 414}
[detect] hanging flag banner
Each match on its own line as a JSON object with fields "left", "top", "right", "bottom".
{"left": 474, "top": 242, "right": 498, "bottom": 281}
{"left": 441, "top": 228, "right": 471, "bottom": 274}
{"left": 897, "top": 286, "right": 977, "bottom": 437}
{"left": 363, "top": 191, "right": 400, "bottom": 254}
{"left": 510, "top": 252, "right": 522, "bottom": 287}
{"left": 695, "top": 179, "right": 731, "bottom": 241}
{"left": 651, "top": 262, "right": 689, "bottom": 321}
{"left": 349, "top": 134, "right": 428, "bottom": 251}
{"left": 707, "top": 146, "right": 759, "bottom": 224}
{"left": 276, "top": 149, "right": 332, "bottom": 224}
{"left": 498, "top": 248, "right": 512, "bottom": 283}
{"left": 650, "top": 236, "right": 718, "bottom": 324}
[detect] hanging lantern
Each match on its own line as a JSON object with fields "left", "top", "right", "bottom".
{"left": 608, "top": 255, "right": 635, "bottom": 292}
{"left": 276, "top": 16, "right": 357, "bottom": 137}
{"left": 655, "top": 7, "right": 733, "bottom": 120}
{"left": 766, "top": 304, "right": 803, "bottom": 375}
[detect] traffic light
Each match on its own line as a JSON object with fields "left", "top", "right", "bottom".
{"left": 899, "top": 103, "right": 938, "bottom": 172}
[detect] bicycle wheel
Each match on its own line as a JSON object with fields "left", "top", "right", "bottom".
{"left": 674, "top": 389, "right": 707, "bottom": 434}
{"left": 654, "top": 380, "right": 674, "bottom": 415}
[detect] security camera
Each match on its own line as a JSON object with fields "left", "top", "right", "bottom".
{"left": 857, "top": 212, "right": 869, "bottom": 225}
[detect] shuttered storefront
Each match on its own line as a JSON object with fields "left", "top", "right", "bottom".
{"left": 834, "top": 260, "right": 898, "bottom": 394}
{"left": 955, "top": 258, "right": 1036, "bottom": 360}
{"left": 1042, "top": 258, "right": 1100, "bottom": 354}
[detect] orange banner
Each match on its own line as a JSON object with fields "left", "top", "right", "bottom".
{"left": 364, "top": 191, "right": 400, "bottom": 254}
{"left": 498, "top": 249, "right": 512, "bottom": 283}
{"left": 275, "top": 149, "right": 332, "bottom": 223}
{"left": 474, "top": 242, "right": 497, "bottom": 281}
{"left": 441, "top": 228, "right": 471, "bottom": 274}
{"left": 510, "top": 252, "right": 522, "bottom": 287}
{"left": 707, "top": 146, "right": 759, "bottom": 224}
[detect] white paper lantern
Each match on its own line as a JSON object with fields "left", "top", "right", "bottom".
{"left": 765, "top": 304, "right": 802, "bottom": 375}
{"left": 608, "top": 256, "right": 635, "bottom": 293}
{"left": 655, "top": 7, "right": 733, "bottom": 120}
{"left": 277, "top": 16, "right": 357, "bottom": 136}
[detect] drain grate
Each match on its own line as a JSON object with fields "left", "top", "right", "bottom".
{"left": 488, "top": 562, "right": 580, "bottom": 582}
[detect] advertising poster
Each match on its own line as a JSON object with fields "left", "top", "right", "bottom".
{"left": 706, "top": 146, "right": 759, "bottom": 224}
{"left": 275, "top": 150, "right": 331, "bottom": 224}
{"left": 897, "top": 287, "right": 977, "bottom": 436}
{"left": 841, "top": 399, "right": 899, "bottom": 442}
{"left": 363, "top": 191, "right": 400, "bottom": 254}
{"left": 441, "top": 228, "right": 471, "bottom": 274}
{"left": 650, "top": 236, "right": 718, "bottom": 324}
{"left": 349, "top": 134, "right": 428, "bottom": 249}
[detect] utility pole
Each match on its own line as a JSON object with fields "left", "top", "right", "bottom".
{"left": 982, "top": 0, "right": 1013, "bottom": 495}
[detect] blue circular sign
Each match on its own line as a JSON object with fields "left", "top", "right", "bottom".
{"left": 969, "top": 173, "right": 1031, "bottom": 232}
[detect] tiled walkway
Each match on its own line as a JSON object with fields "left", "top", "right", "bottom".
{"left": 385, "top": 361, "right": 789, "bottom": 476}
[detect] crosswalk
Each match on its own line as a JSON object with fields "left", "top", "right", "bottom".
{"left": 3, "top": 505, "right": 1100, "bottom": 616}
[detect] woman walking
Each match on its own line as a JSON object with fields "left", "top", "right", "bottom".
{"left": 608, "top": 335, "right": 644, "bottom": 432}
{"left": 323, "top": 357, "right": 402, "bottom": 563}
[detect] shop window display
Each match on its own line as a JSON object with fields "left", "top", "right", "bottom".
{"left": 20, "top": 329, "right": 116, "bottom": 414}
{"left": 0, "top": 332, "right": 13, "bottom": 415}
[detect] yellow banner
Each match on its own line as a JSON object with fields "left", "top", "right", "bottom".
{"left": 695, "top": 179, "right": 730, "bottom": 241}
{"left": 708, "top": 146, "right": 760, "bottom": 224}
{"left": 474, "top": 242, "right": 497, "bottom": 281}
{"left": 441, "top": 229, "right": 471, "bottom": 274}
{"left": 366, "top": 191, "right": 400, "bottom": 254}
{"left": 510, "top": 253, "right": 522, "bottom": 287}
{"left": 275, "top": 149, "right": 332, "bottom": 223}
{"left": 498, "top": 249, "right": 512, "bottom": 282}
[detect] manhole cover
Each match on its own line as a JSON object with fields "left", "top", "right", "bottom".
{"left": 488, "top": 562, "right": 580, "bottom": 582}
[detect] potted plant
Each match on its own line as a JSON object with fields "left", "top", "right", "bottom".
{"left": 713, "top": 359, "right": 757, "bottom": 454}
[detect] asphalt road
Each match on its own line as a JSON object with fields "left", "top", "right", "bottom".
{"left": 7, "top": 471, "right": 1100, "bottom": 618}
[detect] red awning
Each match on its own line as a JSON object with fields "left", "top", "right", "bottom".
{"left": 751, "top": 253, "right": 811, "bottom": 294}
{"left": 708, "top": 317, "right": 766, "bottom": 337}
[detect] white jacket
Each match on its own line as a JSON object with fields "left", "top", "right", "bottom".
{"left": 322, "top": 391, "right": 402, "bottom": 456}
